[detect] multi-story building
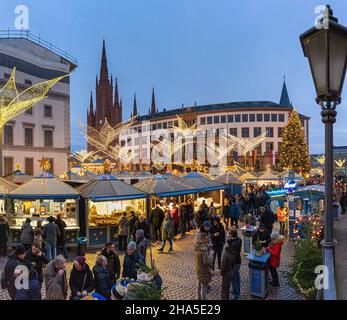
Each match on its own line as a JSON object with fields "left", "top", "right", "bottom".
{"left": 0, "top": 30, "right": 77, "bottom": 176}
{"left": 119, "top": 80, "right": 310, "bottom": 174}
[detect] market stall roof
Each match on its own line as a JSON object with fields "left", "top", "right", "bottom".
{"left": 181, "top": 172, "right": 226, "bottom": 191}
{"left": 116, "top": 171, "right": 153, "bottom": 179}
{"left": 77, "top": 174, "right": 148, "bottom": 202}
{"left": 133, "top": 174, "right": 200, "bottom": 197}
{"left": 0, "top": 177, "right": 18, "bottom": 197}
{"left": 9, "top": 173, "right": 80, "bottom": 199}
{"left": 5, "top": 170, "right": 32, "bottom": 185}
{"left": 279, "top": 170, "right": 304, "bottom": 181}
{"left": 60, "top": 171, "right": 90, "bottom": 185}
{"left": 257, "top": 170, "right": 281, "bottom": 181}
{"left": 239, "top": 171, "right": 258, "bottom": 183}
{"left": 214, "top": 172, "right": 242, "bottom": 185}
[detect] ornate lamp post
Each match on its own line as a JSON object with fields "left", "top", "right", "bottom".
{"left": 300, "top": 5, "right": 347, "bottom": 299}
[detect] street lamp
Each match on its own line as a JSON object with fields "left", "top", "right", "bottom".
{"left": 300, "top": 4, "right": 347, "bottom": 298}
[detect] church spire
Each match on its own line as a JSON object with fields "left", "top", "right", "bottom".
{"left": 279, "top": 75, "right": 291, "bottom": 107}
{"left": 99, "top": 39, "right": 109, "bottom": 83}
{"left": 151, "top": 87, "right": 156, "bottom": 114}
{"left": 133, "top": 93, "right": 138, "bottom": 117}
{"left": 89, "top": 91, "right": 94, "bottom": 115}
{"left": 114, "top": 78, "right": 119, "bottom": 108}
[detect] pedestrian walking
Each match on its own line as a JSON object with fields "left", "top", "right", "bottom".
{"left": 118, "top": 212, "right": 129, "bottom": 251}
{"left": 221, "top": 239, "right": 235, "bottom": 300}
{"left": 228, "top": 230, "right": 242, "bottom": 300}
{"left": 43, "top": 216, "right": 60, "bottom": 261}
{"left": 210, "top": 216, "right": 225, "bottom": 271}
{"left": 158, "top": 213, "right": 175, "bottom": 253}
{"left": 150, "top": 203, "right": 164, "bottom": 242}
{"left": 229, "top": 199, "right": 239, "bottom": 227}
{"left": 20, "top": 218, "right": 33, "bottom": 251}
{"left": 222, "top": 198, "right": 230, "bottom": 230}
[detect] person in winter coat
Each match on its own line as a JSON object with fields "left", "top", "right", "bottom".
{"left": 194, "top": 221, "right": 212, "bottom": 247}
{"left": 197, "top": 200, "right": 208, "bottom": 228}
{"left": 171, "top": 203, "right": 179, "bottom": 235}
{"left": 237, "top": 196, "right": 246, "bottom": 222}
{"left": 185, "top": 198, "right": 195, "bottom": 231}
{"left": 222, "top": 198, "right": 230, "bottom": 230}
{"left": 101, "top": 242, "right": 121, "bottom": 284}
{"left": 340, "top": 189, "right": 347, "bottom": 214}
{"left": 277, "top": 206, "right": 287, "bottom": 236}
{"left": 25, "top": 242, "right": 49, "bottom": 285}
{"left": 150, "top": 204, "right": 164, "bottom": 242}
{"left": 55, "top": 214, "right": 68, "bottom": 258}
{"left": 228, "top": 230, "right": 242, "bottom": 300}
{"left": 229, "top": 199, "right": 239, "bottom": 227}
{"left": 20, "top": 218, "right": 33, "bottom": 251}
{"left": 0, "top": 215, "right": 9, "bottom": 256}
{"left": 43, "top": 216, "right": 60, "bottom": 261}
{"left": 133, "top": 215, "right": 150, "bottom": 240}
{"left": 122, "top": 241, "right": 144, "bottom": 280}
{"left": 44, "top": 255, "right": 68, "bottom": 300}
{"left": 209, "top": 202, "right": 217, "bottom": 216}
{"left": 267, "top": 231, "right": 285, "bottom": 287}
{"left": 135, "top": 229, "right": 148, "bottom": 262}
{"left": 128, "top": 211, "right": 139, "bottom": 242}
{"left": 194, "top": 232, "right": 213, "bottom": 300}
{"left": 69, "top": 256, "right": 94, "bottom": 300}
{"left": 2, "top": 245, "right": 27, "bottom": 299}
{"left": 259, "top": 206, "right": 275, "bottom": 234}
{"left": 93, "top": 255, "right": 112, "bottom": 299}
{"left": 33, "top": 228, "right": 44, "bottom": 252}
{"left": 159, "top": 213, "right": 175, "bottom": 253}
{"left": 45, "top": 281, "right": 66, "bottom": 300}
{"left": 209, "top": 216, "right": 225, "bottom": 271}
{"left": 179, "top": 202, "right": 187, "bottom": 237}
{"left": 117, "top": 212, "right": 129, "bottom": 251}
{"left": 221, "top": 239, "right": 236, "bottom": 300}
{"left": 252, "top": 223, "right": 271, "bottom": 248}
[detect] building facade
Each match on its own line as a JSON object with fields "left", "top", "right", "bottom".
{"left": 0, "top": 31, "right": 77, "bottom": 176}
{"left": 119, "top": 80, "right": 310, "bottom": 174}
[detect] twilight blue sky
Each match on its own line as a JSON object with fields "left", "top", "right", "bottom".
{"left": 1, "top": 0, "right": 347, "bottom": 153}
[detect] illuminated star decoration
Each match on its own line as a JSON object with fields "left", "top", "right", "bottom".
{"left": 0, "top": 68, "right": 66, "bottom": 128}
{"left": 72, "top": 150, "right": 98, "bottom": 164}
{"left": 314, "top": 155, "right": 325, "bottom": 166}
{"left": 38, "top": 157, "right": 51, "bottom": 172}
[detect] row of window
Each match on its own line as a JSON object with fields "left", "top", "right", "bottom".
{"left": 4, "top": 125, "right": 54, "bottom": 147}
{"left": 4, "top": 73, "right": 33, "bottom": 86}
{"left": 200, "top": 113, "right": 286, "bottom": 125}
{"left": 25, "top": 105, "right": 53, "bottom": 118}
{"left": 3, "top": 157, "right": 54, "bottom": 176}
{"left": 229, "top": 127, "right": 284, "bottom": 138}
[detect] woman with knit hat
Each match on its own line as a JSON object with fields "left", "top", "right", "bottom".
{"left": 69, "top": 256, "right": 94, "bottom": 300}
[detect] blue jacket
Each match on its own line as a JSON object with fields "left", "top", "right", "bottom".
{"left": 229, "top": 203, "right": 239, "bottom": 218}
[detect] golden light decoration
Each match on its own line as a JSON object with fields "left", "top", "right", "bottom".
{"left": 172, "top": 115, "right": 197, "bottom": 137}
{"left": 0, "top": 68, "right": 66, "bottom": 128}
{"left": 335, "top": 159, "right": 346, "bottom": 168}
{"left": 72, "top": 149, "right": 98, "bottom": 164}
{"left": 205, "top": 141, "right": 235, "bottom": 166}
{"left": 223, "top": 132, "right": 267, "bottom": 156}
{"left": 38, "top": 157, "right": 51, "bottom": 172}
{"left": 15, "top": 163, "right": 21, "bottom": 171}
{"left": 314, "top": 155, "right": 325, "bottom": 166}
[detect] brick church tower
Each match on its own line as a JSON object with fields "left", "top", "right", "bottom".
{"left": 87, "top": 40, "right": 122, "bottom": 152}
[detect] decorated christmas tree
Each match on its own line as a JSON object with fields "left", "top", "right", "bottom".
{"left": 279, "top": 110, "right": 311, "bottom": 172}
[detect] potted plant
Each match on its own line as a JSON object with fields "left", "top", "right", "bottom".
{"left": 254, "top": 238, "right": 263, "bottom": 256}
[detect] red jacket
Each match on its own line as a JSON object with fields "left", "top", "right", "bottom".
{"left": 268, "top": 242, "right": 283, "bottom": 268}
{"left": 171, "top": 208, "right": 179, "bottom": 225}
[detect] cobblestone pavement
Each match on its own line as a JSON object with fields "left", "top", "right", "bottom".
{"left": 0, "top": 221, "right": 303, "bottom": 300}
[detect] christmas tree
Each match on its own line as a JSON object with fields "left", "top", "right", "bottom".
{"left": 279, "top": 110, "right": 311, "bottom": 172}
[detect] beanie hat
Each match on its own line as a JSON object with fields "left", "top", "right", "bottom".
{"left": 75, "top": 256, "right": 86, "bottom": 267}
{"left": 259, "top": 223, "right": 266, "bottom": 229}
{"left": 203, "top": 221, "right": 210, "bottom": 228}
{"left": 127, "top": 241, "right": 137, "bottom": 250}
{"left": 15, "top": 244, "right": 26, "bottom": 256}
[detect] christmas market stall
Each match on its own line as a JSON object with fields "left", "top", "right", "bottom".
{"left": 77, "top": 174, "right": 148, "bottom": 248}
{"left": 8, "top": 173, "right": 80, "bottom": 247}
{"left": 214, "top": 171, "right": 243, "bottom": 195}
{"left": 5, "top": 169, "right": 32, "bottom": 185}
{"left": 0, "top": 178, "right": 18, "bottom": 216}
{"left": 115, "top": 171, "right": 153, "bottom": 185}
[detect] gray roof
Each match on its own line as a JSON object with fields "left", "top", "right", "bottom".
{"left": 214, "top": 172, "right": 243, "bottom": 185}
{"left": 0, "top": 177, "right": 18, "bottom": 195}
{"left": 181, "top": 172, "right": 225, "bottom": 191}
{"left": 77, "top": 175, "right": 147, "bottom": 201}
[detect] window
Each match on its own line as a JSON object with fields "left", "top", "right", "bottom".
{"left": 278, "top": 127, "right": 283, "bottom": 138}
{"left": 157, "top": 123, "right": 162, "bottom": 130}
{"left": 174, "top": 120, "right": 178, "bottom": 127}
{"left": 44, "top": 105, "right": 52, "bottom": 118}
{"left": 221, "top": 115, "right": 226, "bottom": 123}
{"left": 25, "top": 107, "right": 33, "bottom": 115}
{"left": 4, "top": 157, "right": 13, "bottom": 176}
{"left": 250, "top": 114, "right": 255, "bottom": 122}
{"left": 207, "top": 117, "right": 212, "bottom": 124}
{"left": 152, "top": 123, "right": 157, "bottom": 131}
{"left": 163, "top": 122, "right": 167, "bottom": 129}
{"left": 138, "top": 126, "right": 142, "bottom": 133}
{"left": 235, "top": 115, "right": 241, "bottom": 122}
{"left": 229, "top": 128, "right": 237, "bottom": 136}
{"left": 24, "top": 127, "right": 33, "bottom": 146}
{"left": 214, "top": 116, "right": 220, "bottom": 124}
{"left": 266, "top": 127, "right": 274, "bottom": 138}
{"left": 47, "top": 158, "right": 54, "bottom": 174}
{"left": 25, "top": 158, "right": 34, "bottom": 176}
{"left": 4, "top": 125, "right": 13, "bottom": 145}
{"left": 241, "top": 127, "right": 249, "bottom": 138}
{"left": 228, "top": 115, "right": 234, "bottom": 123}
{"left": 254, "top": 127, "right": 262, "bottom": 137}
{"left": 200, "top": 117, "right": 206, "bottom": 125}
{"left": 264, "top": 114, "right": 270, "bottom": 121}
{"left": 168, "top": 121, "right": 173, "bottom": 128}
{"left": 301, "top": 119, "right": 305, "bottom": 127}
{"left": 242, "top": 114, "right": 248, "bottom": 122}
{"left": 279, "top": 114, "right": 285, "bottom": 122}
{"left": 25, "top": 79, "right": 32, "bottom": 85}
{"left": 266, "top": 142, "right": 274, "bottom": 152}
{"left": 257, "top": 114, "right": 263, "bottom": 122}
{"left": 44, "top": 130, "right": 53, "bottom": 147}
{"left": 271, "top": 114, "right": 278, "bottom": 122}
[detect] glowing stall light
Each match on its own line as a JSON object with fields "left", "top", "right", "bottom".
{"left": 314, "top": 155, "right": 325, "bottom": 166}
{"left": 172, "top": 115, "right": 197, "bottom": 137}
{"left": 335, "top": 159, "right": 345, "bottom": 168}
{"left": 72, "top": 150, "right": 98, "bottom": 164}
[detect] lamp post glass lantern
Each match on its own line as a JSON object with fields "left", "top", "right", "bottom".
{"left": 300, "top": 5, "right": 347, "bottom": 250}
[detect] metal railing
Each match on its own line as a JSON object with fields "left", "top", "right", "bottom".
{"left": 0, "top": 29, "right": 78, "bottom": 66}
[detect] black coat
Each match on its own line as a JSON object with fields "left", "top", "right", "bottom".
{"left": 150, "top": 207, "right": 164, "bottom": 227}
{"left": 228, "top": 237, "right": 242, "bottom": 265}
{"left": 69, "top": 264, "right": 94, "bottom": 297}
{"left": 252, "top": 229, "right": 271, "bottom": 248}
{"left": 209, "top": 223, "right": 225, "bottom": 250}
{"left": 222, "top": 205, "right": 230, "bottom": 218}
{"left": 122, "top": 251, "right": 144, "bottom": 280}
{"left": 221, "top": 246, "right": 236, "bottom": 277}
{"left": 260, "top": 210, "right": 275, "bottom": 231}
{"left": 0, "top": 219, "right": 9, "bottom": 243}
{"left": 101, "top": 248, "right": 121, "bottom": 281}
{"left": 93, "top": 264, "right": 112, "bottom": 299}
{"left": 25, "top": 249, "right": 49, "bottom": 283}
{"left": 133, "top": 220, "right": 150, "bottom": 239}
{"left": 128, "top": 215, "right": 139, "bottom": 238}
{"left": 55, "top": 218, "right": 67, "bottom": 246}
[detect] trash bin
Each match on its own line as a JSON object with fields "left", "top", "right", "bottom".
{"left": 77, "top": 237, "right": 88, "bottom": 256}
{"left": 241, "top": 225, "right": 257, "bottom": 255}
{"left": 246, "top": 250, "right": 271, "bottom": 298}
